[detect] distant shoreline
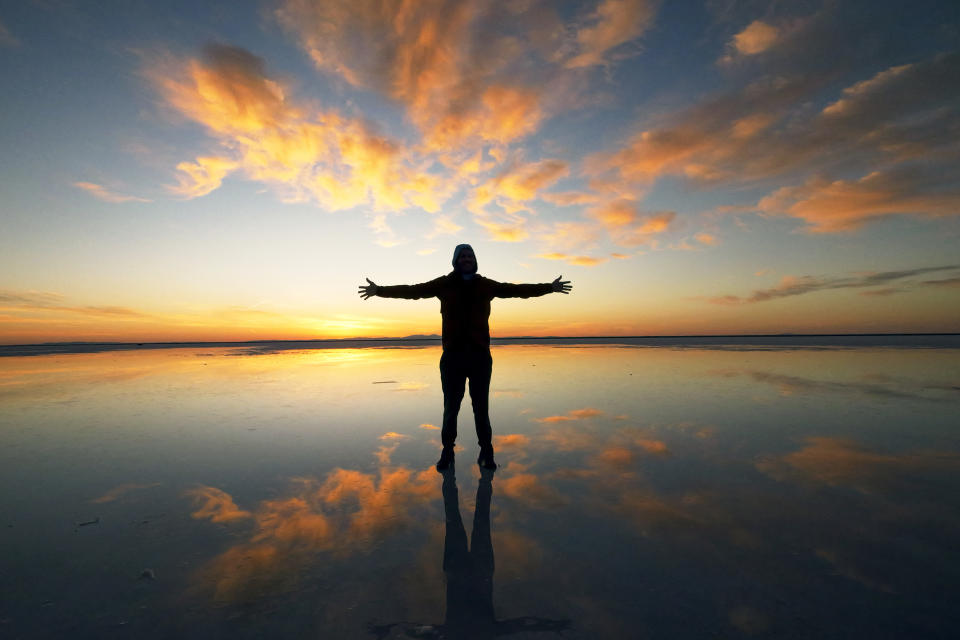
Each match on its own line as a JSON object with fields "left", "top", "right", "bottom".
{"left": 2, "top": 333, "right": 959, "bottom": 357}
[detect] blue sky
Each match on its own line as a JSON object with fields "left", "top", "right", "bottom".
{"left": 1, "top": 0, "right": 959, "bottom": 343}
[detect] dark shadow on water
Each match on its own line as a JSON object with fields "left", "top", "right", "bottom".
{"left": 370, "top": 465, "right": 571, "bottom": 639}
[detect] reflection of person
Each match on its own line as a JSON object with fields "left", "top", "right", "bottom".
{"left": 369, "top": 467, "right": 571, "bottom": 640}
{"left": 442, "top": 466, "right": 496, "bottom": 638}
{"left": 359, "top": 244, "right": 572, "bottom": 471}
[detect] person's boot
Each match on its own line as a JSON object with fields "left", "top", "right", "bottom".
{"left": 436, "top": 446, "right": 455, "bottom": 472}
{"left": 477, "top": 445, "right": 497, "bottom": 470}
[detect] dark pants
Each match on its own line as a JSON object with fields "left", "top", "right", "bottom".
{"left": 439, "top": 348, "right": 493, "bottom": 449}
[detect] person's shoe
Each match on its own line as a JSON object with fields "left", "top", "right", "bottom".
{"left": 477, "top": 446, "right": 497, "bottom": 470}
{"left": 436, "top": 447, "right": 455, "bottom": 472}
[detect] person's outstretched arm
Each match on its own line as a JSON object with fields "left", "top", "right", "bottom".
{"left": 358, "top": 276, "right": 446, "bottom": 300}
{"left": 489, "top": 275, "right": 572, "bottom": 298}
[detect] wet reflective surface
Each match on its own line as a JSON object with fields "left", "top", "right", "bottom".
{"left": 1, "top": 341, "right": 959, "bottom": 638}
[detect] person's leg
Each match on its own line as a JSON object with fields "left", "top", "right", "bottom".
{"left": 467, "top": 350, "right": 496, "bottom": 469}
{"left": 440, "top": 350, "right": 467, "bottom": 450}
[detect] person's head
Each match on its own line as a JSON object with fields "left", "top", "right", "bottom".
{"left": 452, "top": 244, "right": 477, "bottom": 275}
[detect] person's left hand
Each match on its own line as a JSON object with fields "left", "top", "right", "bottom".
{"left": 552, "top": 275, "right": 572, "bottom": 294}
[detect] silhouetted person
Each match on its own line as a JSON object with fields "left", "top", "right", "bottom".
{"left": 359, "top": 244, "right": 571, "bottom": 470}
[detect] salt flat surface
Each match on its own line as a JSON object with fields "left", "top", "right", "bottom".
{"left": 1, "top": 344, "right": 959, "bottom": 638}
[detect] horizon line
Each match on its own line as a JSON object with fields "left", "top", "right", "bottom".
{"left": 3, "top": 332, "right": 959, "bottom": 349}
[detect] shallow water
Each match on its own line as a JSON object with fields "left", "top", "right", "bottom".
{"left": 1, "top": 342, "right": 959, "bottom": 639}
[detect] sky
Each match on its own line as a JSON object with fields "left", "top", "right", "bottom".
{"left": 1, "top": 0, "right": 959, "bottom": 344}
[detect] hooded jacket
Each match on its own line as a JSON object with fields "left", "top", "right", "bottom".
{"left": 377, "top": 273, "right": 553, "bottom": 351}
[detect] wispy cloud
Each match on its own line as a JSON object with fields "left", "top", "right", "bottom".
{"left": 167, "top": 157, "right": 237, "bottom": 199}
{"left": 756, "top": 164, "right": 960, "bottom": 233}
{"left": 565, "top": 0, "right": 658, "bottom": 69}
{"left": 73, "top": 182, "right": 151, "bottom": 203}
{"left": 541, "top": 191, "right": 602, "bottom": 206}
{"left": 587, "top": 45, "right": 960, "bottom": 232}
{"left": 588, "top": 200, "right": 676, "bottom": 247}
{"left": 537, "top": 252, "right": 606, "bottom": 267}
{"left": 91, "top": 483, "right": 161, "bottom": 504}
{"left": 536, "top": 407, "right": 605, "bottom": 423}
{"left": 471, "top": 159, "right": 569, "bottom": 212}
{"left": 708, "top": 265, "right": 960, "bottom": 304}
{"left": 0, "top": 288, "right": 150, "bottom": 318}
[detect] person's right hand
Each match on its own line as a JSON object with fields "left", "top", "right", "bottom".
{"left": 358, "top": 278, "right": 379, "bottom": 299}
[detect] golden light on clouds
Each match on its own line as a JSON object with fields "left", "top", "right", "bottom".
{"left": 731, "top": 20, "right": 780, "bottom": 55}
{"left": 149, "top": 44, "right": 449, "bottom": 213}
{"left": 758, "top": 171, "right": 960, "bottom": 233}
{"left": 538, "top": 253, "right": 606, "bottom": 266}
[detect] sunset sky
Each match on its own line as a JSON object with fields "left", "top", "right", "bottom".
{"left": 1, "top": 0, "right": 959, "bottom": 344}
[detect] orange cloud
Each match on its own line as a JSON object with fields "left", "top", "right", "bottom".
{"left": 730, "top": 20, "right": 780, "bottom": 56}
{"left": 820, "top": 63, "right": 913, "bottom": 118}
{"left": 757, "top": 169, "right": 960, "bottom": 232}
{"left": 168, "top": 156, "right": 237, "bottom": 198}
{"left": 537, "top": 407, "right": 604, "bottom": 423}
{"left": 493, "top": 433, "right": 530, "bottom": 449}
{"left": 490, "top": 159, "right": 568, "bottom": 202}
{"left": 0, "top": 289, "right": 150, "bottom": 320}
{"left": 588, "top": 200, "right": 676, "bottom": 247}
{"left": 593, "top": 446, "right": 636, "bottom": 469}
{"left": 627, "top": 437, "right": 668, "bottom": 454}
{"left": 73, "top": 182, "right": 151, "bottom": 203}
{"left": 91, "top": 483, "right": 161, "bottom": 503}
{"left": 468, "top": 158, "right": 568, "bottom": 238}
{"left": 537, "top": 252, "right": 605, "bottom": 266}
{"left": 427, "top": 85, "right": 544, "bottom": 151}
{"left": 275, "top": 0, "right": 552, "bottom": 152}
{"left": 189, "top": 456, "right": 441, "bottom": 602}
{"left": 565, "top": 0, "right": 658, "bottom": 69}
{"left": 185, "top": 486, "right": 253, "bottom": 523}
{"left": 149, "top": 44, "right": 448, "bottom": 214}
{"left": 498, "top": 472, "right": 566, "bottom": 508}
{"left": 570, "top": 408, "right": 604, "bottom": 419}
{"left": 475, "top": 217, "right": 530, "bottom": 242}
{"left": 590, "top": 199, "right": 637, "bottom": 227}
{"left": 756, "top": 436, "right": 960, "bottom": 495}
